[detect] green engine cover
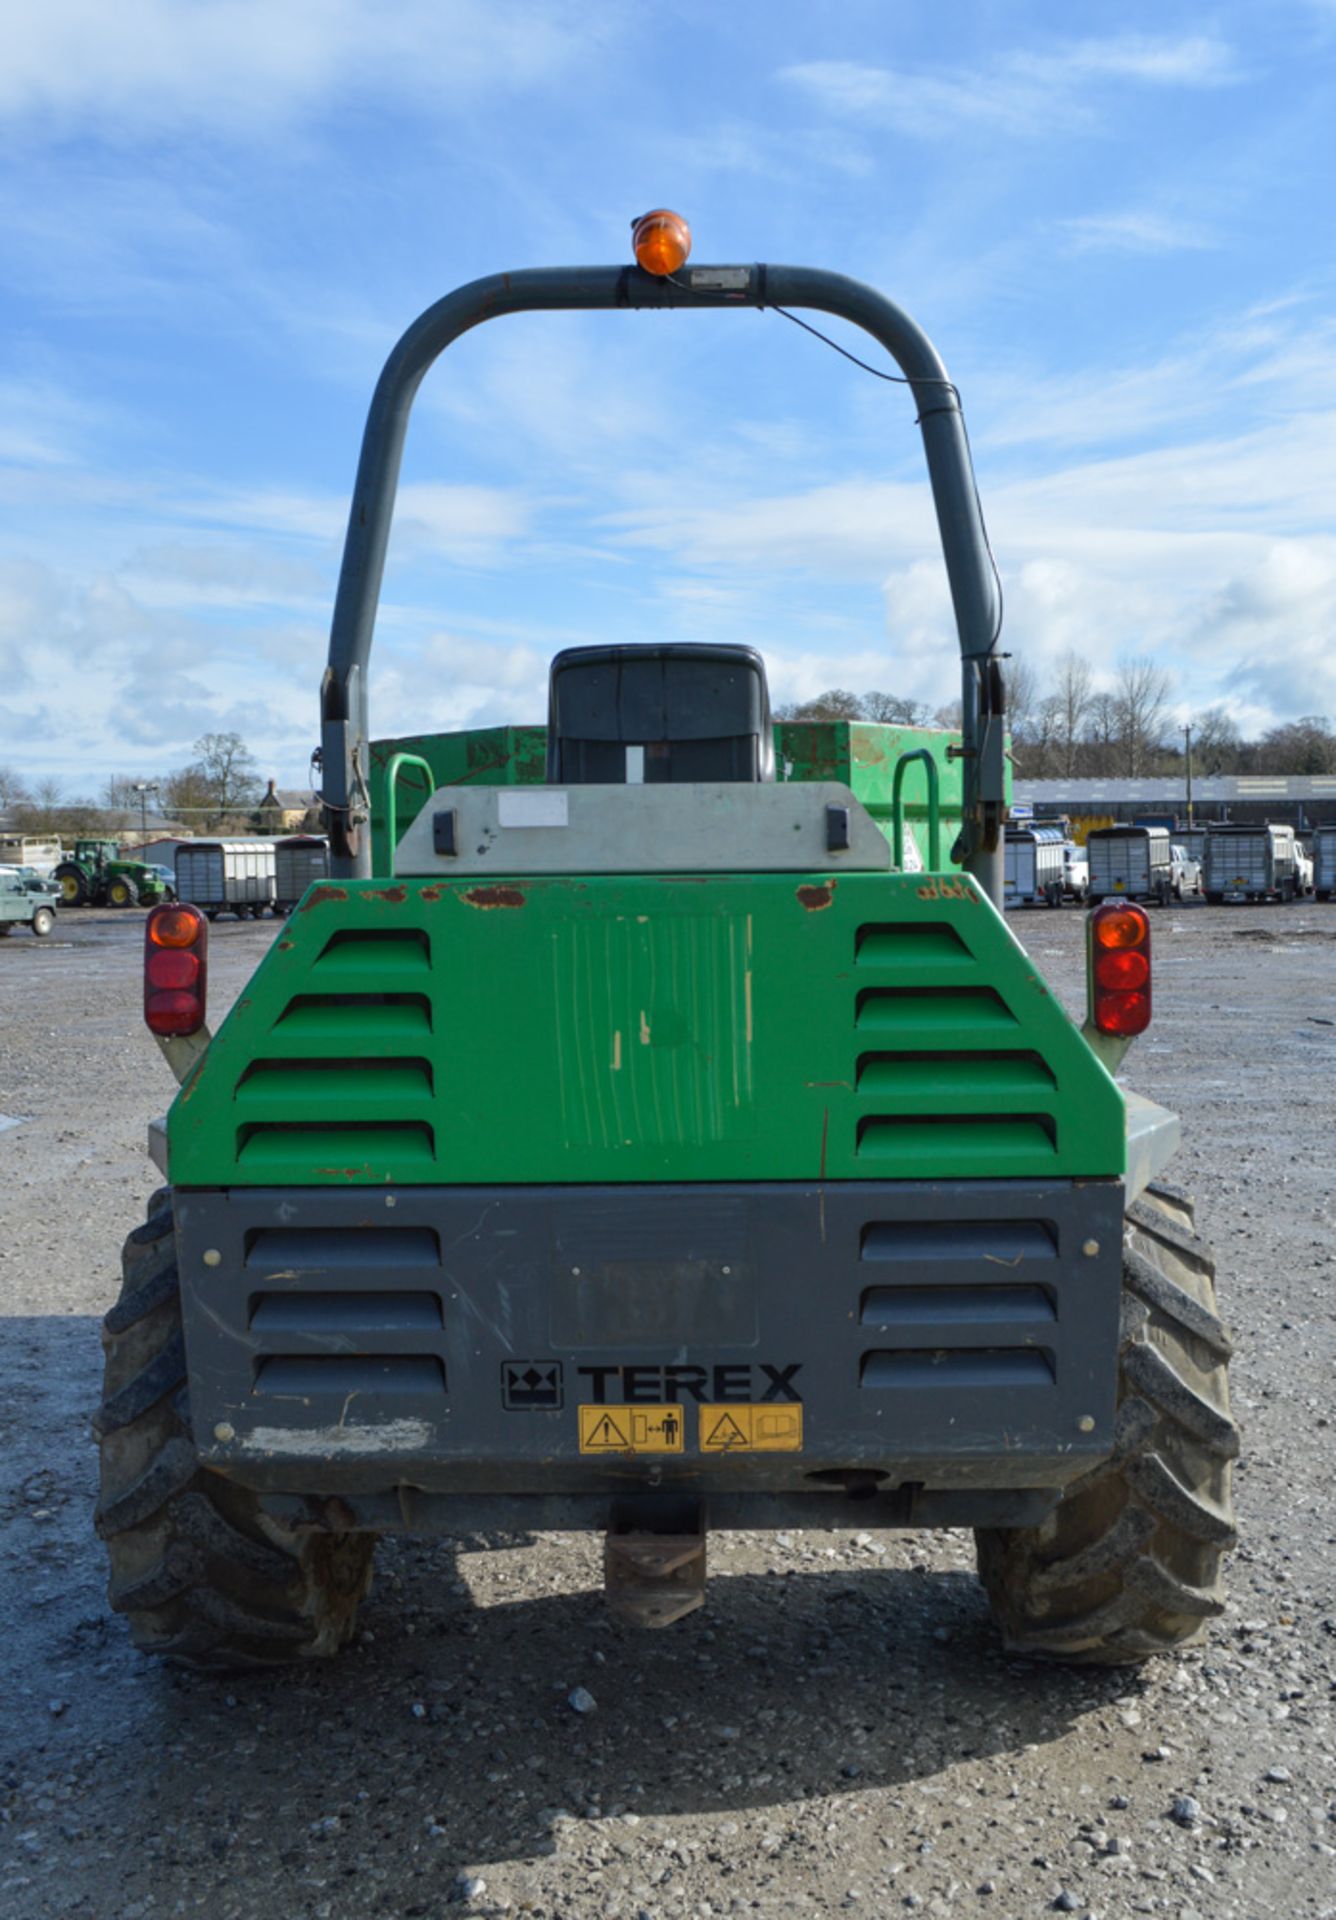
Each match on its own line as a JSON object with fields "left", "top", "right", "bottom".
{"left": 168, "top": 870, "right": 1124, "bottom": 1189}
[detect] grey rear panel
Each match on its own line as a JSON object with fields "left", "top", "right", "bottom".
{"left": 177, "top": 1180, "right": 1124, "bottom": 1510}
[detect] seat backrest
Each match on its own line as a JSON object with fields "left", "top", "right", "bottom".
{"left": 546, "top": 643, "right": 775, "bottom": 784}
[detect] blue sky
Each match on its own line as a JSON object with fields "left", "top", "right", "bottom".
{"left": 2, "top": 0, "right": 1335, "bottom": 791}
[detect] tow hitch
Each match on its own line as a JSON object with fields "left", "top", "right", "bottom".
{"left": 605, "top": 1497, "right": 706, "bottom": 1628}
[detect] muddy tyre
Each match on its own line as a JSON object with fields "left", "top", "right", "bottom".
{"left": 55, "top": 862, "right": 90, "bottom": 906}
{"left": 95, "top": 1193, "right": 375, "bottom": 1668}
{"left": 975, "top": 1182, "right": 1238, "bottom": 1664}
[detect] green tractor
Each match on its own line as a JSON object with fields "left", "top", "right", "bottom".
{"left": 55, "top": 839, "right": 174, "bottom": 908}
{"left": 96, "top": 217, "right": 1236, "bottom": 1669}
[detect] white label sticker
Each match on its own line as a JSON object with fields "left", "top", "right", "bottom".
{"left": 691, "top": 268, "right": 749, "bottom": 290}
{"left": 497, "top": 790, "right": 569, "bottom": 829}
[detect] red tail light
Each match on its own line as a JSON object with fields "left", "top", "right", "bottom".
{"left": 1089, "top": 902, "right": 1151, "bottom": 1036}
{"left": 145, "top": 903, "right": 208, "bottom": 1036}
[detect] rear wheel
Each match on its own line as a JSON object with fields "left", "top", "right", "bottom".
{"left": 95, "top": 1193, "right": 375, "bottom": 1668}
{"left": 975, "top": 1183, "right": 1237, "bottom": 1664}
{"left": 55, "top": 863, "right": 89, "bottom": 906}
{"left": 32, "top": 907, "right": 55, "bottom": 936}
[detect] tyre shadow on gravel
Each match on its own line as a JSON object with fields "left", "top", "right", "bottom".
{"left": 2, "top": 1313, "right": 1144, "bottom": 1884}
{"left": 139, "top": 1558, "right": 1143, "bottom": 1875}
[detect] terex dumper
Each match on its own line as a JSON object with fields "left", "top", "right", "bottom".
{"left": 95, "top": 214, "right": 1237, "bottom": 1669}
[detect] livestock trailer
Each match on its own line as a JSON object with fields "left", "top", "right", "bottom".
{"left": 1203, "top": 824, "right": 1298, "bottom": 904}
{"left": 1003, "top": 823, "right": 1067, "bottom": 907}
{"left": 1312, "top": 825, "right": 1336, "bottom": 901}
{"left": 1086, "top": 826, "right": 1173, "bottom": 905}
{"left": 175, "top": 840, "right": 277, "bottom": 919}
{"left": 274, "top": 836, "right": 329, "bottom": 914}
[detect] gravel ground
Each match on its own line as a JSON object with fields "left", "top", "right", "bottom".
{"left": 1, "top": 903, "right": 1334, "bottom": 1920}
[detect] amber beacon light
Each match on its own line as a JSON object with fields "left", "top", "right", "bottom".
{"left": 632, "top": 208, "right": 692, "bottom": 276}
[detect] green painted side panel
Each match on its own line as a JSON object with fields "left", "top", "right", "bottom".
{"left": 366, "top": 719, "right": 1010, "bottom": 877}
{"left": 775, "top": 720, "right": 1012, "bottom": 874}
{"left": 169, "top": 872, "right": 1125, "bottom": 1188}
{"left": 368, "top": 726, "right": 547, "bottom": 875}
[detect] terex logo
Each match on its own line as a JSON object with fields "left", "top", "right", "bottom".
{"left": 576, "top": 1363, "right": 802, "bottom": 1405}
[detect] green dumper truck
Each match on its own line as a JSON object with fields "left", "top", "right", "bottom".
{"left": 95, "top": 221, "right": 1236, "bottom": 1669}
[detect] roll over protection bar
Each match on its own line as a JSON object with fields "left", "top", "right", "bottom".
{"left": 320, "top": 262, "right": 1006, "bottom": 903}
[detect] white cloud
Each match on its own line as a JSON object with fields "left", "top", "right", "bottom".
{"left": 1016, "top": 35, "right": 1238, "bottom": 88}
{"left": 780, "top": 33, "right": 1239, "bottom": 142}
{"left": 0, "top": 1, "right": 601, "bottom": 138}
{"left": 1060, "top": 211, "right": 1218, "bottom": 255}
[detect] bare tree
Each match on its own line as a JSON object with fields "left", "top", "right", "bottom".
{"left": 0, "top": 765, "right": 31, "bottom": 812}
{"left": 1052, "top": 652, "right": 1093, "bottom": 778}
{"left": 1254, "top": 715, "right": 1336, "bottom": 775}
{"left": 861, "top": 690, "right": 930, "bottom": 726}
{"left": 193, "top": 732, "right": 260, "bottom": 818}
{"left": 1029, "top": 694, "right": 1066, "bottom": 777}
{"left": 1189, "top": 707, "right": 1242, "bottom": 777}
{"left": 13, "top": 779, "right": 107, "bottom": 838}
{"left": 161, "top": 765, "right": 217, "bottom": 821}
{"left": 1082, "top": 690, "right": 1121, "bottom": 777}
{"left": 1112, "top": 656, "right": 1173, "bottom": 776}
{"left": 773, "top": 689, "right": 866, "bottom": 722}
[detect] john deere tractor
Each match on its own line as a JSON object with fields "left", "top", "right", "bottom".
{"left": 96, "top": 215, "right": 1236, "bottom": 1668}
{"left": 55, "top": 839, "right": 174, "bottom": 908}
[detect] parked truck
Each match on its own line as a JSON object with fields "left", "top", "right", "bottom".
{"left": 1087, "top": 825, "right": 1174, "bottom": 906}
{"left": 174, "top": 840, "right": 277, "bottom": 919}
{"left": 96, "top": 214, "right": 1236, "bottom": 1673}
{"left": 1203, "top": 824, "right": 1299, "bottom": 904}
{"left": 1313, "top": 825, "right": 1336, "bottom": 901}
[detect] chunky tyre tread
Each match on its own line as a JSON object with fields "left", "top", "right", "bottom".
{"left": 93, "top": 1331, "right": 189, "bottom": 1436}
{"left": 975, "top": 1186, "right": 1237, "bottom": 1665}
{"left": 95, "top": 1435, "right": 198, "bottom": 1536}
{"left": 96, "top": 1196, "right": 374, "bottom": 1668}
{"left": 1120, "top": 1349, "right": 1239, "bottom": 1458}
{"left": 1123, "top": 1247, "right": 1233, "bottom": 1358}
{"left": 102, "top": 1257, "right": 180, "bottom": 1336}
{"left": 1121, "top": 1453, "right": 1237, "bottom": 1547}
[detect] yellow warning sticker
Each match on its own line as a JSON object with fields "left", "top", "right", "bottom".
{"left": 699, "top": 1403, "right": 804, "bottom": 1452}
{"left": 578, "top": 1404, "right": 685, "bottom": 1454}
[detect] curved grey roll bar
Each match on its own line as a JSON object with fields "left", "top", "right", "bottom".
{"left": 320, "top": 262, "right": 1006, "bottom": 901}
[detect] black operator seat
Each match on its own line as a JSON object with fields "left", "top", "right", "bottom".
{"left": 545, "top": 643, "right": 775, "bottom": 785}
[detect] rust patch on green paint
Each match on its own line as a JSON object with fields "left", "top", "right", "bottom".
{"left": 364, "top": 884, "right": 408, "bottom": 904}
{"left": 797, "top": 881, "right": 836, "bottom": 911}
{"left": 463, "top": 885, "right": 526, "bottom": 910}
{"left": 420, "top": 885, "right": 443, "bottom": 901}
{"left": 299, "top": 885, "right": 350, "bottom": 911}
